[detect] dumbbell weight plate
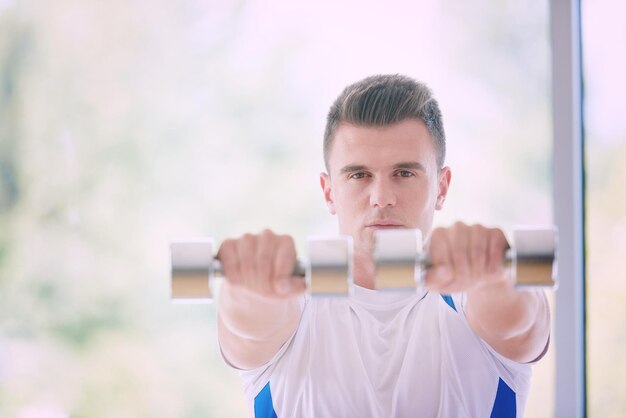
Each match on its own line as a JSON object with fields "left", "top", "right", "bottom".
{"left": 512, "top": 227, "right": 558, "bottom": 289}
{"left": 171, "top": 239, "right": 215, "bottom": 303}
{"left": 307, "top": 236, "right": 354, "bottom": 296}
{"left": 374, "top": 229, "right": 423, "bottom": 290}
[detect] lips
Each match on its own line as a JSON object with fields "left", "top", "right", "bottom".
{"left": 366, "top": 220, "right": 403, "bottom": 228}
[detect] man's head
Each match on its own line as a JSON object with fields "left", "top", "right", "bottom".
{"left": 323, "top": 74, "right": 446, "bottom": 171}
{"left": 320, "top": 75, "right": 451, "bottom": 250}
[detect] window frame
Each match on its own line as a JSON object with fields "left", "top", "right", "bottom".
{"left": 550, "top": 0, "right": 586, "bottom": 416}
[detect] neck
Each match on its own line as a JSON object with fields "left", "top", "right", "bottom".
{"left": 352, "top": 247, "right": 376, "bottom": 289}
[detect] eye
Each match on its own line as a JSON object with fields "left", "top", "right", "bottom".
{"left": 349, "top": 172, "right": 369, "bottom": 180}
{"left": 396, "top": 170, "right": 415, "bottom": 178}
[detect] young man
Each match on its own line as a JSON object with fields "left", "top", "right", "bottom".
{"left": 217, "top": 74, "right": 550, "bottom": 417}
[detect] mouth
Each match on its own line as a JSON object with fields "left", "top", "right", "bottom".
{"left": 365, "top": 220, "right": 404, "bottom": 229}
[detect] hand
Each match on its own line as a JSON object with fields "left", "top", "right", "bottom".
{"left": 217, "top": 229, "right": 305, "bottom": 298}
{"left": 424, "top": 222, "right": 511, "bottom": 294}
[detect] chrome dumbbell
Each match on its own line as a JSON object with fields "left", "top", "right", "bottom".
{"left": 170, "top": 226, "right": 558, "bottom": 303}
{"left": 170, "top": 236, "right": 354, "bottom": 303}
{"left": 373, "top": 227, "right": 558, "bottom": 290}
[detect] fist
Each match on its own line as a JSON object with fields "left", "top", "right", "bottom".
{"left": 424, "top": 222, "right": 511, "bottom": 294}
{"left": 217, "top": 229, "right": 305, "bottom": 298}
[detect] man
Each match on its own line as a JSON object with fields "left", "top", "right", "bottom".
{"left": 216, "top": 74, "right": 550, "bottom": 417}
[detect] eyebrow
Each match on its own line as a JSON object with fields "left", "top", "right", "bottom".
{"left": 339, "top": 161, "right": 426, "bottom": 174}
{"left": 394, "top": 162, "right": 427, "bottom": 171}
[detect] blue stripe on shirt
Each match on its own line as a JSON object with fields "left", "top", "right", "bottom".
{"left": 490, "top": 377, "right": 516, "bottom": 418}
{"left": 440, "top": 293, "right": 457, "bottom": 311}
{"left": 254, "top": 382, "right": 278, "bottom": 418}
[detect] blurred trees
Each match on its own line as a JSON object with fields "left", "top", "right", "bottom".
{"left": 0, "top": 3, "right": 24, "bottom": 279}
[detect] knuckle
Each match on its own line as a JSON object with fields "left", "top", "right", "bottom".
{"left": 432, "top": 226, "right": 445, "bottom": 234}
{"left": 431, "top": 227, "right": 446, "bottom": 242}
{"left": 241, "top": 232, "right": 255, "bottom": 241}
{"left": 219, "top": 239, "right": 236, "bottom": 257}
{"left": 258, "top": 232, "right": 275, "bottom": 250}
{"left": 490, "top": 227, "right": 505, "bottom": 240}
{"left": 240, "top": 233, "right": 257, "bottom": 248}
{"left": 491, "top": 229, "right": 508, "bottom": 248}
{"left": 280, "top": 232, "right": 294, "bottom": 242}
{"left": 260, "top": 228, "right": 275, "bottom": 239}
{"left": 279, "top": 234, "right": 296, "bottom": 248}
{"left": 453, "top": 221, "right": 467, "bottom": 231}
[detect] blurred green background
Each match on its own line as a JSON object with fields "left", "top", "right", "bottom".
{"left": 0, "top": 0, "right": 623, "bottom": 417}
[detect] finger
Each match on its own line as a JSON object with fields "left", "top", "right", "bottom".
{"left": 469, "top": 224, "right": 488, "bottom": 280}
{"left": 424, "top": 227, "right": 454, "bottom": 290}
{"left": 237, "top": 233, "right": 261, "bottom": 292}
{"left": 487, "top": 228, "right": 509, "bottom": 275}
{"left": 273, "top": 235, "right": 304, "bottom": 296}
{"left": 256, "top": 229, "right": 277, "bottom": 287}
{"left": 449, "top": 222, "right": 471, "bottom": 289}
{"left": 217, "top": 239, "right": 241, "bottom": 285}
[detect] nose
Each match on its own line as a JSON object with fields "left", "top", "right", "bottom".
{"left": 369, "top": 177, "right": 396, "bottom": 208}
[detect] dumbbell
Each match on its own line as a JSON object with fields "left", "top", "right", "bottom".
{"left": 170, "top": 227, "right": 557, "bottom": 303}
{"left": 373, "top": 227, "right": 558, "bottom": 290}
{"left": 170, "top": 236, "right": 355, "bottom": 303}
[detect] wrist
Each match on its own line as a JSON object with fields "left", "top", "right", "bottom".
{"left": 218, "top": 282, "right": 298, "bottom": 339}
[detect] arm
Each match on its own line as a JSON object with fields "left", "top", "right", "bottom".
{"left": 426, "top": 222, "right": 551, "bottom": 363}
{"left": 216, "top": 230, "right": 305, "bottom": 370}
{"left": 465, "top": 282, "right": 550, "bottom": 363}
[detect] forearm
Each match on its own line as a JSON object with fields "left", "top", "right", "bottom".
{"left": 218, "top": 281, "right": 303, "bottom": 341}
{"left": 217, "top": 282, "right": 303, "bottom": 369}
{"left": 465, "top": 281, "right": 550, "bottom": 362}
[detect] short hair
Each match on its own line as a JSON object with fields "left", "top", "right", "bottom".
{"left": 323, "top": 74, "right": 446, "bottom": 170}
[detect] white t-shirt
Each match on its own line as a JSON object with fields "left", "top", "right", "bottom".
{"left": 227, "top": 285, "right": 533, "bottom": 418}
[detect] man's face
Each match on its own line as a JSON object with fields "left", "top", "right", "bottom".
{"left": 320, "top": 119, "right": 451, "bottom": 251}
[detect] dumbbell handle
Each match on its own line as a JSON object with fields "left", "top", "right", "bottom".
{"left": 198, "top": 251, "right": 553, "bottom": 277}
{"left": 418, "top": 249, "right": 554, "bottom": 270}
{"left": 173, "top": 258, "right": 308, "bottom": 280}
{"left": 175, "top": 248, "right": 550, "bottom": 284}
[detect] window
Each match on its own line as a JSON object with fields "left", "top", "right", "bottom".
{"left": 0, "top": 1, "right": 555, "bottom": 415}
{"left": 583, "top": 0, "right": 626, "bottom": 415}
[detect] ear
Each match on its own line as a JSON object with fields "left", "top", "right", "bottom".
{"left": 320, "top": 172, "right": 336, "bottom": 215}
{"left": 435, "top": 167, "right": 451, "bottom": 210}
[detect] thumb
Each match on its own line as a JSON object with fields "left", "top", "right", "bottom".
{"left": 424, "top": 264, "right": 453, "bottom": 290}
{"left": 274, "top": 277, "right": 306, "bottom": 297}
